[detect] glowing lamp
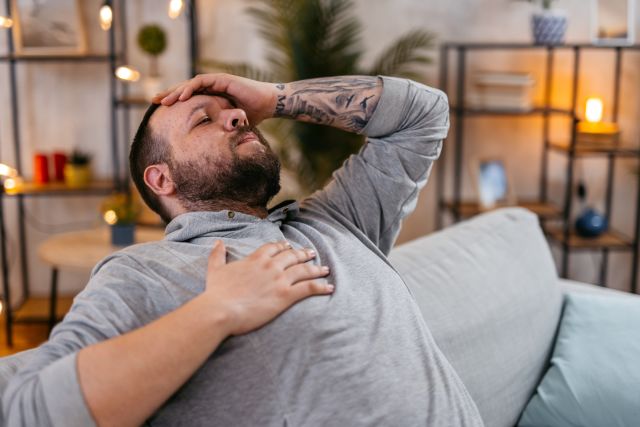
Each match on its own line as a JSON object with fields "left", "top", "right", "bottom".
{"left": 115, "top": 65, "right": 140, "bottom": 82}
{"left": 0, "top": 16, "right": 13, "bottom": 28}
{"left": 99, "top": 3, "right": 113, "bottom": 31}
{"left": 585, "top": 97, "right": 603, "bottom": 123}
{"left": 168, "top": 0, "right": 185, "bottom": 19}
{"left": 577, "top": 96, "right": 619, "bottom": 137}
{"left": 0, "top": 163, "right": 22, "bottom": 194}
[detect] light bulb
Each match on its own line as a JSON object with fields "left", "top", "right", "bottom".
{"left": 585, "top": 97, "right": 603, "bottom": 123}
{"left": 104, "top": 210, "right": 118, "bottom": 225}
{"left": 99, "top": 3, "right": 113, "bottom": 31}
{"left": 0, "top": 163, "right": 18, "bottom": 178}
{"left": 168, "top": 0, "right": 185, "bottom": 19}
{"left": 115, "top": 66, "right": 141, "bottom": 82}
{"left": 0, "top": 15, "right": 13, "bottom": 29}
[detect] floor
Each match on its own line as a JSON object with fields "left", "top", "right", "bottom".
{"left": 0, "top": 297, "right": 74, "bottom": 357}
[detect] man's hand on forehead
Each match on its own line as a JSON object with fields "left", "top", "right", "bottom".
{"left": 152, "top": 73, "right": 278, "bottom": 126}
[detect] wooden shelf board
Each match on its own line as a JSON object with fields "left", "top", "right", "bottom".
{"left": 549, "top": 141, "right": 640, "bottom": 157}
{"left": 443, "top": 200, "right": 562, "bottom": 219}
{"left": 443, "top": 42, "right": 640, "bottom": 50}
{"left": 451, "top": 106, "right": 573, "bottom": 117}
{"left": 546, "top": 228, "right": 633, "bottom": 250}
{"left": 12, "top": 296, "right": 74, "bottom": 323}
{"left": 0, "top": 54, "right": 112, "bottom": 62}
{"left": 117, "top": 97, "right": 152, "bottom": 107}
{"left": 4, "top": 179, "right": 115, "bottom": 197}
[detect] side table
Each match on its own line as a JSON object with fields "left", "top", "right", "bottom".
{"left": 37, "top": 226, "right": 165, "bottom": 332}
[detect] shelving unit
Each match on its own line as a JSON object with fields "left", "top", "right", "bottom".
{"left": 0, "top": 0, "right": 199, "bottom": 346}
{"left": 437, "top": 42, "right": 640, "bottom": 294}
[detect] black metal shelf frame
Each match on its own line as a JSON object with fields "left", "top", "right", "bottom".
{"left": 436, "top": 42, "right": 640, "bottom": 294}
{"left": 0, "top": 0, "right": 199, "bottom": 346}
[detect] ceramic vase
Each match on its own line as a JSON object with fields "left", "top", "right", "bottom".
{"left": 532, "top": 10, "right": 567, "bottom": 45}
{"left": 64, "top": 164, "right": 91, "bottom": 188}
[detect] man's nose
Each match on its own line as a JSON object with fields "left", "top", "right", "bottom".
{"left": 220, "top": 109, "right": 249, "bottom": 131}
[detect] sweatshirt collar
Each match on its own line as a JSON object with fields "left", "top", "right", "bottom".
{"left": 164, "top": 200, "right": 298, "bottom": 242}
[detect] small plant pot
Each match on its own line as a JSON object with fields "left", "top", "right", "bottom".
{"left": 532, "top": 10, "right": 567, "bottom": 45}
{"left": 64, "top": 164, "right": 92, "bottom": 188}
{"left": 111, "top": 224, "right": 135, "bottom": 246}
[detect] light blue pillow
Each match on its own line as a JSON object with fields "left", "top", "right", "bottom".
{"left": 518, "top": 292, "right": 640, "bottom": 427}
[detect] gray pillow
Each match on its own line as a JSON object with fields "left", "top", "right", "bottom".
{"left": 390, "top": 208, "right": 563, "bottom": 427}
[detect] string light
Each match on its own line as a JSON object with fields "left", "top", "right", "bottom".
{"left": 168, "top": 0, "right": 185, "bottom": 19}
{"left": 99, "top": 2, "right": 113, "bottom": 31}
{"left": 103, "top": 210, "right": 118, "bottom": 225}
{"left": 115, "top": 65, "right": 141, "bottom": 82}
{"left": 0, "top": 15, "right": 13, "bottom": 29}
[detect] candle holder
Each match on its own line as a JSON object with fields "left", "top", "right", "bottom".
{"left": 576, "top": 97, "right": 620, "bottom": 147}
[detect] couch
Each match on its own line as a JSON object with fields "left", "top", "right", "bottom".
{"left": 0, "top": 207, "right": 637, "bottom": 426}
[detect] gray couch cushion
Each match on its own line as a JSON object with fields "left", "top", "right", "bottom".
{"left": 389, "top": 208, "right": 563, "bottom": 427}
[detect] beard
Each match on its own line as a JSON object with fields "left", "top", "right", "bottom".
{"left": 168, "top": 126, "right": 281, "bottom": 212}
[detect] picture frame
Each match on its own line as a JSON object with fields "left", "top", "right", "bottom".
{"left": 473, "top": 157, "right": 517, "bottom": 210}
{"left": 591, "top": 0, "right": 635, "bottom": 46}
{"left": 11, "top": 0, "right": 87, "bottom": 56}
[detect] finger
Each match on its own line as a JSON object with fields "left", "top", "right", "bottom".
{"left": 287, "top": 281, "right": 335, "bottom": 303}
{"left": 251, "top": 241, "right": 291, "bottom": 259}
{"left": 285, "top": 263, "right": 330, "bottom": 283}
{"left": 207, "top": 240, "right": 227, "bottom": 273}
{"left": 161, "top": 87, "right": 185, "bottom": 106}
{"left": 272, "top": 248, "right": 316, "bottom": 270}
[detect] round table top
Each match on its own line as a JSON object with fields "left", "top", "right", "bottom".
{"left": 37, "top": 226, "right": 165, "bottom": 270}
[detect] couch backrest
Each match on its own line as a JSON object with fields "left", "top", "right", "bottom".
{"left": 389, "top": 208, "right": 563, "bottom": 427}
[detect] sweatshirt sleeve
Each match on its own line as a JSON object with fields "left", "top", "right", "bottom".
{"left": 301, "top": 76, "right": 450, "bottom": 255}
{"left": 2, "top": 254, "right": 174, "bottom": 427}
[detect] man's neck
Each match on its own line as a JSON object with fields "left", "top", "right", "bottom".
{"left": 176, "top": 199, "right": 269, "bottom": 219}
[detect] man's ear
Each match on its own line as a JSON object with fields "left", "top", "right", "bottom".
{"left": 144, "top": 164, "right": 176, "bottom": 196}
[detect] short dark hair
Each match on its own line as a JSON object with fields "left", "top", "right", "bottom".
{"left": 129, "top": 102, "right": 172, "bottom": 223}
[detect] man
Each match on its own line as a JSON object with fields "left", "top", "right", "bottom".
{"left": 3, "top": 74, "right": 484, "bottom": 426}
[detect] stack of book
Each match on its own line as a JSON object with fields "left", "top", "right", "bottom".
{"left": 467, "top": 72, "right": 535, "bottom": 111}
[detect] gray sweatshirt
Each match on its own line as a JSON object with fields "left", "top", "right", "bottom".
{"left": 3, "top": 77, "right": 484, "bottom": 427}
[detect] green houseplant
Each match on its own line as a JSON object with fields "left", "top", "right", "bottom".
{"left": 64, "top": 149, "right": 91, "bottom": 189}
{"left": 137, "top": 24, "right": 168, "bottom": 100}
{"left": 202, "top": 0, "right": 435, "bottom": 192}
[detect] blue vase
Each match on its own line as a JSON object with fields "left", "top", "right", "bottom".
{"left": 111, "top": 224, "right": 135, "bottom": 246}
{"left": 575, "top": 208, "right": 608, "bottom": 238}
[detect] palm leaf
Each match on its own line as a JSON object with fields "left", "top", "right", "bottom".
{"left": 368, "top": 30, "right": 435, "bottom": 80}
{"left": 198, "top": 60, "right": 276, "bottom": 82}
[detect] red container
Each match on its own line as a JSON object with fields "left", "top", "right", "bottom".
{"left": 33, "top": 153, "right": 49, "bottom": 184}
{"left": 52, "top": 152, "right": 67, "bottom": 182}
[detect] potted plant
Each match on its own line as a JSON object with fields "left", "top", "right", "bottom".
{"left": 101, "top": 193, "right": 141, "bottom": 246}
{"left": 64, "top": 149, "right": 92, "bottom": 188}
{"left": 519, "top": 0, "right": 567, "bottom": 45}
{"left": 137, "top": 24, "right": 167, "bottom": 100}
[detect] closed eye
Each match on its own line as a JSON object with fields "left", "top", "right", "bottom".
{"left": 196, "top": 115, "right": 211, "bottom": 126}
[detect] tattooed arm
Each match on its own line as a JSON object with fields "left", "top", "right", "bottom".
{"left": 273, "top": 76, "right": 382, "bottom": 133}
{"left": 154, "top": 73, "right": 382, "bottom": 134}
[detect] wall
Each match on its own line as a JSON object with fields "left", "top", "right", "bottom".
{"left": 0, "top": 0, "right": 638, "bottom": 304}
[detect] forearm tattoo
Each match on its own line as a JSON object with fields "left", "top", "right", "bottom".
{"left": 273, "top": 76, "right": 382, "bottom": 133}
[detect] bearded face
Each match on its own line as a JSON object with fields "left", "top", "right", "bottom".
{"left": 168, "top": 125, "right": 281, "bottom": 212}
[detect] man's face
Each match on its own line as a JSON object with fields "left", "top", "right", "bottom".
{"left": 150, "top": 94, "right": 281, "bottom": 210}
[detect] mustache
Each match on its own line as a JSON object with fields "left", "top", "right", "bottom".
{"left": 230, "top": 125, "right": 265, "bottom": 149}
